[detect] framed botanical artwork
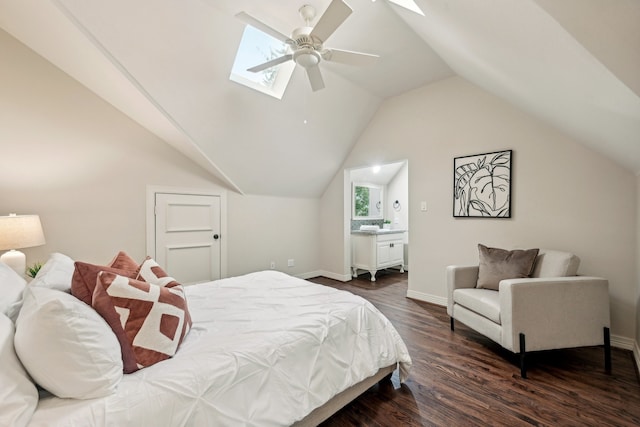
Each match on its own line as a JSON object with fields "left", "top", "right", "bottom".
{"left": 453, "top": 150, "right": 512, "bottom": 218}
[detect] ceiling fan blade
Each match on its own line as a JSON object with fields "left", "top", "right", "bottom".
{"left": 322, "top": 49, "right": 379, "bottom": 66}
{"left": 235, "top": 12, "right": 293, "bottom": 44}
{"left": 309, "top": 0, "right": 352, "bottom": 43}
{"left": 247, "top": 54, "right": 293, "bottom": 73}
{"left": 306, "top": 65, "right": 325, "bottom": 92}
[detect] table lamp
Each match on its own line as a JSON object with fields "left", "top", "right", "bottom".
{"left": 0, "top": 214, "right": 46, "bottom": 276}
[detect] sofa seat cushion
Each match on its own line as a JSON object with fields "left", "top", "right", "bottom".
{"left": 453, "top": 288, "right": 501, "bottom": 324}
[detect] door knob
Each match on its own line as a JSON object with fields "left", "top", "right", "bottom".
{"left": 213, "top": 234, "right": 219, "bottom": 240}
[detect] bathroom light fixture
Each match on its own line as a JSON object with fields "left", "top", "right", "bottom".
{"left": 0, "top": 214, "right": 46, "bottom": 276}
{"left": 372, "top": 165, "right": 381, "bottom": 173}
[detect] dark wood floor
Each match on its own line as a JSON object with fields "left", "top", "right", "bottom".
{"left": 309, "top": 270, "right": 640, "bottom": 427}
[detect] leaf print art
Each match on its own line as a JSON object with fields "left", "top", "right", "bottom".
{"left": 453, "top": 150, "right": 512, "bottom": 218}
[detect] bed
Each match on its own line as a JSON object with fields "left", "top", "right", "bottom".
{"left": 1, "top": 254, "right": 411, "bottom": 427}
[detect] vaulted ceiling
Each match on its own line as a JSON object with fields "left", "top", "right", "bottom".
{"left": 1, "top": 0, "right": 638, "bottom": 197}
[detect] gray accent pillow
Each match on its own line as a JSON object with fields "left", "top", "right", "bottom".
{"left": 476, "top": 244, "right": 540, "bottom": 290}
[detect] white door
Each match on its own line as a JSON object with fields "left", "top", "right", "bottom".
{"left": 155, "top": 193, "right": 221, "bottom": 285}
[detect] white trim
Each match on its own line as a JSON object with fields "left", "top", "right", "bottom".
{"left": 295, "top": 270, "right": 323, "bottom": 280}
{"left": 343, "top": 170, "right": 352, "bottom": 282}
{"left": 315, "top": 270, "right": 352, "bottom": 282}
{"left": 634, "top": 341, "right": 640, "bottom": 377}
{"left": 146, "top": 185, "right": 228, "bottom": 279}
{"left": 610, "top": 334, "right": 635, "bottom": 350}
{"left": 406, "top": 290, "right": 447, "bottom": 306}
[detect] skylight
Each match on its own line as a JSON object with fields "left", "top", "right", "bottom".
{"left": 388, "top": 0, "right": 425, "bottom": 16}
{"left": 230, "top": 25, "right": 295, "bottom": 100}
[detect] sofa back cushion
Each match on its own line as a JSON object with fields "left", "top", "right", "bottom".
{"left": 531, "top": 250, "right": 580, "bottom": 277}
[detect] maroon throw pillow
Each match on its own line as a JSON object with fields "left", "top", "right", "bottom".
{"left": 92, "top": 272, "right": 192, "bottom": 373}
{"left": 71, "top": 262, "right": 137, "bottom": 305}
{"left": 107, "top": 251, "right": 140, "bottom": 272}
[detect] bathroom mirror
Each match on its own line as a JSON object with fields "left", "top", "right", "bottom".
{"left": 352, "top": 183, "right": 383, "bottom": 219}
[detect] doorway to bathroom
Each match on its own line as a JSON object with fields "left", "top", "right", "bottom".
{"left": 344, "top": 160, "right": 409, "bottom": 282}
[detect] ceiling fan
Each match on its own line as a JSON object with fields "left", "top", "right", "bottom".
{"left": 236, "top": 0, "right": 379, "bottom": 92}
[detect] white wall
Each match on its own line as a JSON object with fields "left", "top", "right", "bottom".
{"left": 386, "top": 161, "right": 409, "bottom": 234}
{"left": 636, "top": 174, "right": 640, "bottom": 360}
{"left": 0, "top": 29, "right": 320, "bottom": 278}
{"left": 321, "top": 76, "right": 637, "bottom": 342}
{"left": 227, "top": 193, "right": 320, "bottom": 278}
{"left": 385, "top": 162, "right": 409, "bottom": 267}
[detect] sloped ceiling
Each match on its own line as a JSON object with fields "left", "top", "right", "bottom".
{"left": 0, "top": 0, "right": 638, "bottom": 197}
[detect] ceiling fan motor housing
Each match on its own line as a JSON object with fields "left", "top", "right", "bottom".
{"left": 291, "top": 27, "right": 321, "bottom": 49}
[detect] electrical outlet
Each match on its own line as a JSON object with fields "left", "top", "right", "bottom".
{"left": 270, "top": 261, "right": 276, "bottom": 269}
{"left": 287, "top": 259, "right": 295, "bottom": 267}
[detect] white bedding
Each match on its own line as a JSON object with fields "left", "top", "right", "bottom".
{"left": 27, "top": 271, "right": 411, "bottom": 426}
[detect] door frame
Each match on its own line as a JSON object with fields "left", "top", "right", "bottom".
{"left": 146, "top": 185, "right": 228, "bottom": 280}
{"left": 343, "top": 160, "right": 409, "bottom": 280}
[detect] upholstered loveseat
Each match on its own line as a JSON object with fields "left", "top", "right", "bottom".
{"left": 447, "top": 246, "right": 611, "bottom": 378}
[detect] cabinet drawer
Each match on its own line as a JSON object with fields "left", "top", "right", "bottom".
{"left": 376, "top": 233, "right": 403, "bottom": 243}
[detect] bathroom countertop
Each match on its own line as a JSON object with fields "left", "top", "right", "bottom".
{"left": 351, "top": 229, "right": 406, "bottom": 235}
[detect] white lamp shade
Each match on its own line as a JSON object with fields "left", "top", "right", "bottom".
{"left": 0, "top": 214, "right": 46, "bottom": 251}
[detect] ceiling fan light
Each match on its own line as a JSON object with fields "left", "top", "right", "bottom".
{"left": 294, "top": 50, "right": 320, "bottom": 69}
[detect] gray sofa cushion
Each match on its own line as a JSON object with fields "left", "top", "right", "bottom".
{"left": 476, "top": 244, "right": 539, "bottom": 290}
{"left": 532, "top": 249, "right": 580, "bottom": 277}
{"left": 453, "top": 288, "right": 501, "bottom": 324}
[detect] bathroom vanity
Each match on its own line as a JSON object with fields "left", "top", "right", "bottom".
{"left": 351, "top": 229, "right": 405, "bottom": 282}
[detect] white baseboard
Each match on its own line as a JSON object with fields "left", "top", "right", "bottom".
{"left": 306, "top": 270, "right": 351, "bottom": 282}
{"left": 406, "top": 290, "right": 447, "bottom": 306}
{"left": 611, "top": 334, "right": 634, "bottom": 350}
{"left": 295, "top": 270, "right": 322, "bottom": 280}
{"left": 634, "top": 341, "right": 640, "bottom": 377}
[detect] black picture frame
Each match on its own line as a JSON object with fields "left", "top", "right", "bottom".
{"left": 453, "top": 150, "right": 512, "bottom": 218}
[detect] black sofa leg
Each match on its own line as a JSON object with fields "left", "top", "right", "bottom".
{"left": 604, "top": 327, "right": 612, "bottom": 373}
{"left": 519, "top": 333, "right": 527, "bottom": 379}
{"left": 450, "top": 317, "right": 454, "bottom": 331}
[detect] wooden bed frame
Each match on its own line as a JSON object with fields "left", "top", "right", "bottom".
{"left": 293, "top": 364, "right": 397, "bottom": 426}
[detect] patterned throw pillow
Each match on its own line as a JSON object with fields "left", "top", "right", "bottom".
{"left": 92, "top": 272, "right": 192, "bottom": 373}
{"left": 136, "top": 257, "right": 173, "bottom": 285}
{"left": 71, "top": 262, "right": 138, "bottom": 306}
{"left": 135, "top": 257, "right": 193, "bottom": 347}
{"left": 107, "top": 251, "right": 140, "bottom": 272}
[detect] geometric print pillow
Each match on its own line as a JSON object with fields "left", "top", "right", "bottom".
{"left": 71, "top": 261, "right": 138, "bottom": 306}
{"left": 136, "top": 257, "right": 174, "bottom": 286}
{"left": 91, "top": 272, "right": 192, "bottom": 374}
{"left": 135, "top": 257, "right": 193, "bottom": 341}
{"left": 107, "top": 251, "right": 140, "bottom": 272}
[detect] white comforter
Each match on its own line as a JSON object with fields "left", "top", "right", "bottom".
{"left": 28, "top": 271, "right": 412, "bottom": 426}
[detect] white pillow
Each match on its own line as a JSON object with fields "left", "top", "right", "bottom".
{"left": 0, "top": 262, "right": 27, "bottom": 316}
{"left": 0, "top": 313, "right": 38, "bottom": 427}
{"left": 6, "top": 253, "right": 75, "bottom": 322}
{"left": 14, "top": 287, "right": 123, "bottom": 399}
{"left": 30, "top": 252, "right": 75, "bottom": 292}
